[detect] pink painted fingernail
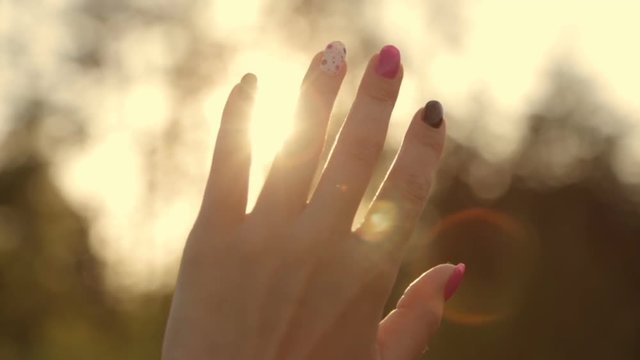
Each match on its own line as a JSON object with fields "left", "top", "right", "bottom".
{"left": 320, "top": 41, "right": 346, "bottom": 75}
{"left": 444, "top": 263, "right": 465, "bottom": 301}
{"left": 375, "top": 45, "right": 401, "bottom": 78}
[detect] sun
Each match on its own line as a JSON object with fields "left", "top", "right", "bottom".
{"left": 230, "top": 48, "right": 309, "bottom": 212}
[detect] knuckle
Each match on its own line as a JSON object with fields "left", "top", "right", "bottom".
{"left": 399, "top": 172, "right": 432, "bottom": 208}
{"left": 354, "top": 238, "right": 400, "bottom": 282}
{"left": 360, "top": 261, "right": 398, "bottom": 299}
{"left": 345, "top": 134, "right": 385, "bottom": 168}
{"left": 364, "top": 84, "right": 399, "bottom": 104}
{"left": 234, "top": 224, "right": 273, "bottom": 260}
{"left": 423, "top": 303, "right": 444, "bottom": 334}
{"left": 212, "top": 144, "right": 235, "bottom": 163}
{"left": 409, "top": 124, "right": 445, "bottom": 153}
{"left": 236, "top": 236, "right": 265, "bottom": 263}
{"left": 377, "top": 259, "right": 401, "bottom": 283}
{"left": 218, "top": 122, "right": 247, "bottom": 139}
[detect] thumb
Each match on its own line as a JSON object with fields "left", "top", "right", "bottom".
{"left": 377, "top": 263, "right": 465, "bottom": 360}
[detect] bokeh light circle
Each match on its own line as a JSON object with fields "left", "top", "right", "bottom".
{"left": 426, "top": 207, "right": 538, "bottom": 326}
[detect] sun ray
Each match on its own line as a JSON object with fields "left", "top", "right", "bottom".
{"left": 229, "top": 49, "right": 308, "bottom": 211}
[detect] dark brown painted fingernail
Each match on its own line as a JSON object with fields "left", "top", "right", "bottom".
{"left": 422, "top": 100, "right": 444, "bottom": 128}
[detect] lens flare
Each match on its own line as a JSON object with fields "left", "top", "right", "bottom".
{"left": 228, "top": 49, "right": 308, "bottom": 211}
{"left": 426, "top": 208, "right": 537, "bottom": 326}
{"left": 358, "top": 201, "right": 399, "bottom": 242}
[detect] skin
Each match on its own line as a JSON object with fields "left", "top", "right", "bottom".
{"left": 162, "top": 48, "right": 458, "bottom": 360}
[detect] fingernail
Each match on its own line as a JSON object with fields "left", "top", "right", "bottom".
{"left": 320, "top": 41, "right": 346, "bottom": 75}
{"left": 375, "top": 45, "right": 401, "bottom": 78}
{"left": 240, "top": 73, "right": 257, "bottom": 94}
{"left": 241, "top": 73, "right": 257, "bottom": 88}
{"left": 422, "top": 100, "right": 444, "bottom": 128}
{"left": 444, "top": 263, "right": 465, "bottom": 301}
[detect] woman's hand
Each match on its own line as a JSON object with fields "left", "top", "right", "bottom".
{"left": 162, "top": 42, "right": 465, "bottom": 360}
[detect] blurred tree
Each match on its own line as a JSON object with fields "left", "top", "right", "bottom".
{"left": 383, "top": 64, "right": 640, "bottom": 360}
{"left": 0, "top": 99, "right": 171, "bottom": 359}
{"left": 1, "top": 0, "right": 639, "bottom": 359}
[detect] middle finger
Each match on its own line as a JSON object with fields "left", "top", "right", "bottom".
{"left": 306, "top": 45, "right": 403, "bottom": 231}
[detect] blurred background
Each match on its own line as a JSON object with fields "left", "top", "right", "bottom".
{"left": 1, "top": 0, "right": 640, "bottom": 358}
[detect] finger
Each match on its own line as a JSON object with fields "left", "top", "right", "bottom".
{"left": 377, "top": 263, "right": 465, "bottom": 360}
{"left": 200, "top": 74, "right": 256, "bottom": 229}
{"left": 307, "top": 45, "right": 403, "bottom": 231}
{"left": 356, "top": 101, "right": 446, "bottom": 260}
{"left": 252, "top": 41, "right": 346, "bottom": 221}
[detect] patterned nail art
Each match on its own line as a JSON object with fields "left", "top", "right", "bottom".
{"left": 320, "top": 41, "right": 346, "bottom": 75}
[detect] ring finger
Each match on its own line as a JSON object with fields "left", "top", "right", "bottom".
{"left": 252, "top": 41, "right": 347, "bottom": 222}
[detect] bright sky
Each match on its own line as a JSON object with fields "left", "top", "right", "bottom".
{"left": 2, "top": 0, "right": 639, "bottom": 292}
